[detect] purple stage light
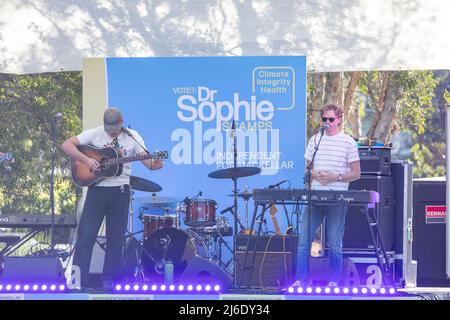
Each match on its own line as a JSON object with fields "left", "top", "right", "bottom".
{"left": 124, "top": 284, "right": 131, "bottom": 291}
{"left": 151, "top": 284, "right": 157, "bottom": 291}
{"left": 24, "top": 284, "right": 30, "bottom": 291}
{"left": 379, "top": 288, "right": 386, "bottom": 294}
{"left": 361, "top": 288, "right": 368, "bottom": 294}
{"left": 214, "top": 285, "right": 220, "bottom": 292}
{"left": 370, "top": 288, "right": 377, "bottom": 294}
{"left": 324, "top": 287, "right": 331, "bottom": 294}
{"left": 59, "top": 284, "right": 65, "bottom": 291}
{"left": 178, "top": 284, "right": 185, "bottom": 291}
{"left": 14, "top": 284, "right": 21, "bottom": 291}
{"left": 342, "top": 287, "right": 349, "bottom": 294}
{"left": 187, "top": 285, "right": 193, "bottom": 291}
{"left": 315, "top": 287, "right": 322, "bottom": 294}
{"left": 288, "top": 287, "right": 294, "bottom": 293}
{"left": 333, "top": 287, "right": 340, "bottom": 294}
{"left": 41, "top": 284, "right": 48, "bottom": 291}
{"left": 352, "top": 288, "right": 359, "bottom": 294}
{"left": 32, "top": 284, "right": 39, "bottom": 291}
{"left": 0, "top": 285, "right": 3, "bottom": 290}
{"left": 115, "top": 284, "right": 122, "bottom": 291}
{"left": 205, "top": 285, "right": 211, "bottom": 292}
{"left": 196, "top": 285, "right": 202, "bottom": 292}
{"left": 50, "top": 285, "right": 56, "bottom": 291}
{"left": 6, "top": 284, "right": 12, "bottom": 291}
{"left": 297, "top": 287, "right": 304, "bottom": 294}
{"left": 306, "top": 287, "right": 313, "bottom": 294}
{"left": 389, "top": 288, "right": 396, "bottom": 294}
{"left": 169, "top": 285, "right": 175, "bottom": 291}
{"left": 142, "top": 285, "right": 148, "bottom": 291}
{"left": 133, "top": 284, "right": 139, "bottom": 291}
{"left": 160, "top": 284, "right": 166, "bottom": 291}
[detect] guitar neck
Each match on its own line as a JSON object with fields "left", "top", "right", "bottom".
{"left": 270, "top": 205, "right": 282, "bottom": 236}
{"left": 109, "top": 153, "right": 156, "bottom": 165}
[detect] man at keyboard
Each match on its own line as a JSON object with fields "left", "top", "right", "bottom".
{"left": 293, "top": 104, "right": 361, "bottom": 287}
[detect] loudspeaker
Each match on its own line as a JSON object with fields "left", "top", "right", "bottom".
{"left": 179, "top": 256, "right": 233, "bottom": 289}
{"left": 413, "top": 178, "right": 450, "bottom": 287}
{"left": 234, "top": 235, "right": 298, "bottom": 288}
{"left": 358, "top": 147, "right": 391, "bottom": 176}
{"left": 346, "top": 175, "right": 395, "bottom": 250}
{"left": 0, "top": 256, "right": 66, "bottom": 283}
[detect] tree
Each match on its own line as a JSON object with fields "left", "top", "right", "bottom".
{"left": 307, "top": 69, "right": 441, "bottom": 178}
{"left": 0, "top": 72, "right": 82, "bottom": 215}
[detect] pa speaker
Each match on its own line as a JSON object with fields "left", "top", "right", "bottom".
{"left": 346, "top": 175, "right": 395, "bottom": 250}
{"left": 179, "top": 256, "right": 233, "bottom": 289}
{"left": 0, "top": 256, "right": 66, "bottom": 283}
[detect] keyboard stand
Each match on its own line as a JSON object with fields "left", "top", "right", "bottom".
{"left": 0, "top": 229, "right": 41, "bottom": 259}
{"left": 363, "top": 203, "right": 394, "bottom": 286}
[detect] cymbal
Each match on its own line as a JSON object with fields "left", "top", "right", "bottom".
{"left": 208, "top": 167, "right": 261, "bottom": 179}
{"left": 130, "top": 176, "right": 162, "bottom": 192}
{"left": 227, "top": 190, "right": 253, "bottom": 199}
{"left": 135, "top": 195, "right": 178, "bottom": 204}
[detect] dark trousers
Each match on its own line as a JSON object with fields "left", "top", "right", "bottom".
{"left": 73, "top": 185, "right": 130, "bottom": 287}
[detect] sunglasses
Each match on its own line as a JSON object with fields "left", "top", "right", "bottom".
{"left": 322, "top": 117, "right": 336, "bottom": 123}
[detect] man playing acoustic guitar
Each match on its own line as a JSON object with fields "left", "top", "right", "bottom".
{"left": 61, "top": 107, "right": 164, "bottom": 290}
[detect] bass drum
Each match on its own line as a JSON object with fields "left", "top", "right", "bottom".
{"left": 141, "top": 227, "right": 207, "bottom": 281}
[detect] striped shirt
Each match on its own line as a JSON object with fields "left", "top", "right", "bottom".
{"left": 305, "top": 131, "right": 359, "bottom": 191}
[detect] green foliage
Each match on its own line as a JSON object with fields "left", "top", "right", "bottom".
{"left": 0, "top": 72, "right": 82, "bottom": 215}
{"left": 407, "top": 71, "right": 449, "bottom": 178}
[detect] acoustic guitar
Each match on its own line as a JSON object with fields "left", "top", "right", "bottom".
{"left": 71, "top": 144, "right": 168, "bottom": 187}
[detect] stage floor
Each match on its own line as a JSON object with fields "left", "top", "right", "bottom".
{"left": 1, "top": 287, "right": 448, "bottom": 300}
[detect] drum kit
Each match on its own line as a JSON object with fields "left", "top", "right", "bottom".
{"left": 124, "top": 165, "right": 261, "bottom": 283}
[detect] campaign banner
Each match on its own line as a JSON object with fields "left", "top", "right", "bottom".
{"left": 105, "top": 56, "right": 307, "bottom": 239}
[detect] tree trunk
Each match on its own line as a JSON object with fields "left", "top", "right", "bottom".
{"left": 367, "top": 72, "right": 390, "bottom": 139}
{"left": 370, "top": 79, "right": 401, "bottom": 143}
{"left": 325, "top": 72, "right": 342, "bottom": 105}
{"left": 343, "top": 72, "right": 361, "bottom": 137}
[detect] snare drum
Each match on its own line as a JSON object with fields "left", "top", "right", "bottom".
{"left": 142, "top": 214, "right": 178, "bottom": 239}
{"left": 185, "top": 199, "right": 217, "bottom": 227}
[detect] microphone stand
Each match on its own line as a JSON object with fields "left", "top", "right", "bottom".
{"left": 231, "top": 121, "right": 239, "bottom": 238}
{"left": 303, "top": 127, "right": 326, "bottom": 281}
{"left": 49, "top": 115, "right": 59, "bottom": 255}
{"left": 123, "top": 126, "right": 151, "bottom": 155}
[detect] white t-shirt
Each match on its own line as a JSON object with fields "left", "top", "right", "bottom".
{"left": 305, "top": 131, "right": 359, "bottom": 191}
{"left": 77, "top": 126, "right": 146, "bottom": 187}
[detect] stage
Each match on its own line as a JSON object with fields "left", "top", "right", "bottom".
{"left": 0, "top": 287, "right": 448, "bottom": 300}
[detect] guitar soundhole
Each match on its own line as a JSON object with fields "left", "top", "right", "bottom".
{"left": 99, "top": 157, "right": 109, "bottom": 170}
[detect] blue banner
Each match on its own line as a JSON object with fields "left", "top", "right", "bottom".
{"left": 106, "top": 56, "right": 306, "bottom": 244}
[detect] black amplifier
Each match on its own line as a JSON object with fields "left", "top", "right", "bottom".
{"left": 234, "top": 235, "right": 298, "bottom": 288}
{"left": 358, "top": 147, "right": 391, "bottom": 176}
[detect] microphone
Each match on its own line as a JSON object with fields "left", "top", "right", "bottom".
{"left": 268, "top": 180, "right": 288, "bottom": 189}
{"left": 320, "top": 124, "right": 330, "bottom": 133}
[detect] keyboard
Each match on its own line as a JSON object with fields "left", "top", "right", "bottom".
{"left": 0, "top": 214, "right": 77, "bottom": 228}
{"left": 253, "top": 188, "right": 379, "bottom": 205}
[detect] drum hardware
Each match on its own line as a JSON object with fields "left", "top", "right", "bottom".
{"left": 208, "top": 121, "right": 262, "bottom": 283}
{"left": 127, "top": 176, "right": 163, "bottom": 234}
